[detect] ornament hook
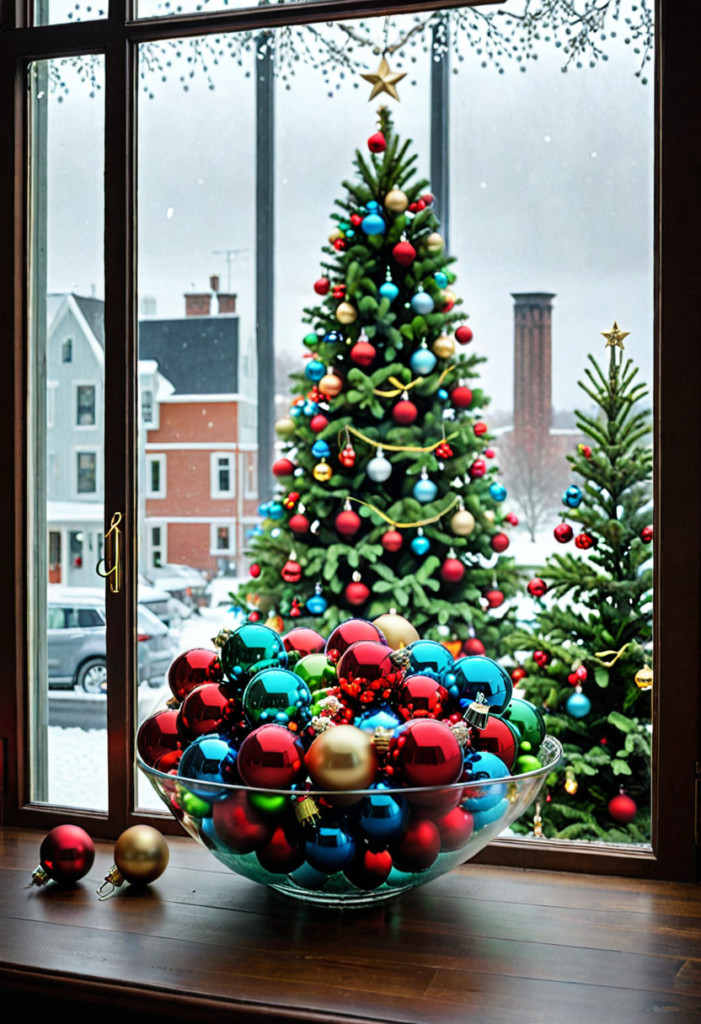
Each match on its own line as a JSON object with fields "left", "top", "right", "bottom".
{"left": 96, "top": 511, "right": 123, "bottom": 593}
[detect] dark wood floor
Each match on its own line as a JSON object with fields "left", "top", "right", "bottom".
{"left": 2, "top": 826, "right": 701, "bottom": 1023}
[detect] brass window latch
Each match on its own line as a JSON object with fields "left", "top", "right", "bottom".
{"left": 96, "top": 511, "right": 123, "bottom": 594}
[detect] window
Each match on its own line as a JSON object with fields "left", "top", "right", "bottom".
{"left": 76, "top": 384, "right": 96, "bottom": 426}
{"left": 61, "top": 337, "right": 72, "bottom": 362}
{"left": 211, "top": 522, "right": 234, "bottom": 554}
{"left": 211, "top": 452, "right": 235, "bottom": 498}
{"left": 149, "top": 524, "right": 167, "bottom": 567}
{"left": 76, "top": 450, "right": 97, "bottom": 494}
{"left": 141, "top": 389, "right": 154, "bottom": 426}
{"left": 146, "top": 453, "right": 166, "bottom": 498}
{"left": 242, "top": 447, "right": 258, "bottom": 498}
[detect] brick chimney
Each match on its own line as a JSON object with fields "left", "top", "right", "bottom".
{"left": 184, "top": 293, "right": 211, "bottom": 316}
{"left": 216, "top": 293, "right": 237, "bottom": 314}
{"left": 512, "top": 292, "right": 555, "bottom": 450}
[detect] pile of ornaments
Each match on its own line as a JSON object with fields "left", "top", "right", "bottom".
{"left": 137, "top": 614, "right": 547, "bottom": 893}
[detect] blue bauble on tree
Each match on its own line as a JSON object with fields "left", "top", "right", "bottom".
{"left": 413, "top": 476, "right": 438, "bottom": 503}
{"left": 434, "top": 271, "right": 448, "bottom": 288}
{"left": 489, "top": 482, "right": 507, "bottom": 502}
{"left": 305, "top": 359, "right": 326, "bottom": 382}
{"left": 566, "top": 690, "right": 591, "bottom": 718}
{"left": 563, "top": 485, "right": 583, "bottom": 508}
{"left": 410, "top": 290, "right": 435, "bottom": 315}
{"left": 410, "top": 533, "right": 431, "bottom": 557}
{"left": 379, "top": 281, "right": 399, "bottom": 303}
{"left": 361, "top": 213, "right": 386, "bottom": 236}
{"left": 410, "top": 347, "right": 437, "bottom": 375}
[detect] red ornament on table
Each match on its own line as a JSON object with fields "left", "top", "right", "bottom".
{"left": 490, "top": 532, "right": 510, "bottom": 553}
{"left": 392, "top": 240, "right": 417, "bottom": 267}
{"left": 167, "top": 648, "right": 223, "bottom": 702}
{"left": 313, "top": 277, "right": 330, "bottom": 295}
{"left": 450, "top": 385, "right": 473, "bottom": 409}
{"left": 249, "top": 563, "right": 261, "bottom": 578}
{"left": 455, "top": 325, "right": 473, "bottom": 345}
{"left": 28, "top": 824, "right": 96, "bottom": 887}
{"left": 335, "top": 509, "right": 362, "bottom": 537}
{"left": 367, "top": 131, "right": 386, "bottom": 153}
{"left": 281, "top": 559, "right": 303, "bottom": 583}
{"left": 381, "top": 529, "right": 403, "bottom": 552}
{"left": 574, "top": 532, "right": 595, "bottom": 550}
{"left": 463, "top": 637, "right": 486, "bottom": 656}
{"left": 344, "top": 580, "right": 370, "bottom": 606}
{"left": 350, "top": 340, "right": 377, "bottom": 367}
{"left": 527, "top": 578, "right": 548, "bottom": 598}
{"left": 554, "top": 523, "right": 574, "bottom": 544}
{"left": 468, "top": 458, "right": 487, "bottom": 479}
{"left": 339, "top": 444, "right": 356, "bottom": 468}
{"left": 310, "top": 413, "right": 329, "bottom": 433}
{"left": 641, "top": 525, "right": 653, "bottom": 543}
{"left": 533, "top": 650, "right": 549, "bottom": 667}
{"left": 289, "top": 513, "right": 310, "bottom": 535}
{"left": 484, "top": 588, "right": 505, "bottom": 608}
{"left": 608, "top": 791, "right": 637, "bottom": 824}
{"left": 272, "top": 457, "right": 295, "bottom": 477}
{"left": 392, "top": 398, "right": 418, "bottom": 425}
{"left": 440, "top": 557, "right": 465, "bottom": 583}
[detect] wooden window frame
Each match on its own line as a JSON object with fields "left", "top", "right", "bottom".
{"left": 0, "top": 0, "right": 698, "bottom": 882}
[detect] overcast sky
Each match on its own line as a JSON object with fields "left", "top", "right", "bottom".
{"left": 45, "top": 7, "right": 654, "bottom": 415}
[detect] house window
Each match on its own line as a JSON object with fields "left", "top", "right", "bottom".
{"left": 76, "top": 384, "right": 96, "bottom": 426}
{"left": 141, "top": 389, "right": 154, "bottom": 426}
{"left": 146, "top": 453, "right": 166, "bottom": 498}
{"left": 211, "top": 523, "right": 234, "bottom": 554}
{"left": 61, "top": 337, "right": 72, "bottom": 363}
{"left": 211, "top": 452, "right": 235, "bottom": 498}
{"left": 76, "top": 451, "right": 97, "bottom": 494}
{"left": 243, "top": 449, "right": 258, "bottom": 499}
{"left": 149, "top": 524, "right": 166, "bottom": 568}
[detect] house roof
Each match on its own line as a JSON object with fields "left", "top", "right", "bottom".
{"left": 139, "top": 316, "right": 239, "bottom": 395}
{"left": 73, "top": 295, "right": 106, "bottom": 347}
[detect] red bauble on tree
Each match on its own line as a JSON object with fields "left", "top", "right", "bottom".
{"left": 289, "top": 513, "right": 310, "bottom": 535}
{"left": 533, "top": 650, "right": 549, "bottom": 667}
{"left": 608, "top": 791, "right": 637, "bottom": 825}
{"left": 484, "top": 448, "right": 495, "bottom": 459}
{"left": 469, "top": 458, "right": 487, "bottom": 479}
{"left": 641, "top": 525, "right": 653, "bottom": 543}
{"left": 272, "top": 457, "right": 295, "bottom": 477}
{"left": 574, "top": 532, "right": 595, "bottom": 550}
{"left": 367, "top": 131, "right": 386, "bottom": 153}
{"left": 281, "top": 559, "right": 303, "bottom": 583}
{"left": 392, "top": 240, "right": 417, "bottom": 267}
{"left": 505, "top": 511, "right": 519, "bottom": 526}
{"left": 309, "top": 413, "right": 329, "bottom": 433}
{"left": 473, "top": 421, "right": 488, "bottom": 436}
{"left": 450, "top": 386, "right": 473, "bottom": 409}
{"left": 578, "top": 443, "right": 593, "bottom": 458}
{"left": 455, "top": 325, "right": 473, "bottom": 345}
{"left": 554, "top": 523, "right": 574, "bottom": 544}
{"left": 345, "top": 579, "right": 370, "bottom": 606}
{"left": 527, "top": 578, "right": 548, "bottom": 598}
{"left": 350, "top": 340, "right": 377, "bottom": 367}
{"left": 392, "top": 398, "right": 418, "bottom": 425}
{"left": 249, "top": 563, "right": 261, "bottom": 578}
{"left": 440, "top": 557, "right": 465, "bottom": 584}
{"left": 313, "top": 277, "right": 330, "bottom": 295}
{"left": 484, "top": 589, "right": 505, "bottom": 608}
{"left": 381, "top": 530, "right": 403, "bottom": 553}
{"left": 511, "top": 666, "right": 527, "bottom": 684}
{"left": 490, "top": 532, "right": 510, "bottom": 553}
{"left": 335, "top": 509, "right": 361, "bottom": 537}
{"left": 339, "top": 445, "right": 356, "bottom": 468}
{"left": 463, "top": 637, "right": 486, "bottom": 656}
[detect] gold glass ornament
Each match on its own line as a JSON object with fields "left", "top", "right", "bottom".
{"left": 328, "top": 229, "right": 343, "bottom": 244}
{"left": 336, "top": 301, "right": 358, "bottom": 325}
{"left": 635, "top": 665, "right": 653, "bottom": 690}
{"left": 425, "top": 231, "right": 445, "bottom": 254}
{"left": 372, "top": 610, "right": 419, "bottom": 650}
{"left": 313, "top": 459, "right": 333, "bottom": 482}
{"left": 384, "top": 188, "right": 409, "bottom": 213}
{"left": 483, "top": 510, "right": 496, "bottom": 524}
{"left": 265, "top": 614, "right": 284, "bottom": 633}
{"left": 564, "top": 768, "right": 578, "bottom": 795}
{"left": 305, "top": 724, "right": 378, "bottom": 805}
{"left": 319, "top": 373, "right": 343, "bottom": 398}
{"left": 432, "top": 335, "right": 455, "bottom": 359}
{"left": 98, "top": 825, "right": 169, "bottom": 899}
{"left": 451, "top": 509, "right": 476, "bottom": 536}
{"left": 274, "top": 416, "right": 296, "bottom": 438}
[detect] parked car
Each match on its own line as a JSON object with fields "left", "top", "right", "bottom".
{"left": 143, "top": 563, "right": 208, "bottom": 609}
{"left": 202, "top": 576, "right": 247, "bottom": 630}
{"left": 137, "top": 578, "right": 174, "bottom": 626}
{"left": 47, "top": 587, "right": 175, "bottom": 694}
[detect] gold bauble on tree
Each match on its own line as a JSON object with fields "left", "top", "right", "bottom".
{"left": 319, "top": 373, "right": 343, "bottom": 398}
{"left": 372, "top": 610, "right": 420, "bottom": 650}
{"left": 336, "top": 301, "right": 358, "bottom": 325}
{"left": 265, "top": 614, "right": 284, "bottom": 633}
{"left": 313, "top": 460, "right": 333, "bottom": 482}
{"left": 432, "top": 335, "right": 455, "bottom": 359}
{"left": 635, "top": 665, "right": 653, "bottom": 690}
{"left": 305, "top": 725, "right": 378, "bottom": 805}
{"left": 483, "top": 510, "right": 496, "bottom": 525}
{"left": 328, "top": 229, "right": 343, "bottom": 244}
{"left": 425, "top": 232, "right": 445, "bottom": 255}
{"left": 274, "top": 416, "right": 296, "bottom": 439}
{"left": 384, "top": 188, "right": 409, "bottom": 213}
{"left": 451, "top": 509, "right": 476, "bottom": 537}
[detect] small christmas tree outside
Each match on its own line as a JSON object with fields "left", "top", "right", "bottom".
{"left": 506, "top": 322, "right": 653, "bottom": 842}
{"left": 233, "top": 102, "right": 521, "bottom": 656}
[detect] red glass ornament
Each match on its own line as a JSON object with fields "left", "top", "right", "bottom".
{"left": 332, "top": 284, "right": 346, "bottom": 299}
{"left": 527, "top": 578, "right": 548, "bottom": 598}
{"left": 281, "top": 559, "right": 303, "bottom": 583}
{"left": 282, "top": 626, "right": 326, "bottom": 658}
{"left": 469, "top": 716, "right": 519, "bottom": 771}
{"left": 381, "top": 529, "right": 403, "bottom": 553}
{"left": 484, "top": 448, "right": 496, "bottom": 459}
{"left": 505, "top": 511, "right": 519, "bottom": 526}
{"left": 578, "top": 444, "right": 593, "bottom": 458}
{"left": 248, "top": 611, "right": 261, "bottom": 622}
{"left": 473, "top": 421, "right": 488, "bottom": 436}
{"left": 212, "top": 790, "right": 275, "bottom": 854}
{"left": 387, "top": 719, "right": 463, "bottom": 787}
{"left": 336, "top": 640, "right": 396, "bottom": 705}
{"left": 288, "top": 513, "right": 310, "bottom": 535}
{"left": 167, "top": 648, "right": 223, "bottom": 702}
{"left": 396, "top": 674, "right": 448, "bottom": 720}
{"left": 463, "top": 637, "right": 486, "bottom": 656}
{"left": 608, "top": 792, "right": 637, "bottom": 824}
{"left": 326, "top": 620, "right": 388, "bottom": 660}
{"left": 272, "top": 457, "right": 295, "bottom": 477}
{"left": 31, "top": 824, "right": 95, "bottom": 886}
{"left": 282, "top": 491, "right": 300, "bottom": 510}
{"left": 339, "top": 445, "right": 356, "bottom": 468}
{"left": 440, "top": 557, "right": 465, "bottom": 584}
{"left": 249, "top": 563, "right": 261, "bottom": 578}
{"left": 491, "top": 532, "right": 510, "bottom": 553}
{"left": 641, "top": 525, "right": 653, "bottom": 543}
{"left": 177, "top": 683, "right": 234, "bottom": 742}
{"left": 392, "top": 399, "right": 418, "bottom": 425}
{"left": 392, "top": 240, "right": 417, "bottom": 267}
{"left": 237, "top": 724, "right": 306, "bottom": 788}
{"left": 390, "top": 817, "right": 440, "bottom": 873}
{"left": 484, "top": 588, "right": 504, "bottom": 608}
{"left": 421, "top": 192, "right": 435, "bottom": 206}
{"left": 256, "top": 825, "right": 304, "bottom": 874}
{"left": 441, "top": 291, "right": 456, "bottom": 313}
{"left": 290, "top": 598, "right": 302, "bottom": 618}
{"left": 313, "top": 277, "right": 330, "bottom": 295}
{"left": 455, "top": 325, "right": 473, "bottom": 345}
{"left": 469, "top": 459, "right": 487, "bottom": 478}
{"left": 511, "top": 666, "right": 527, "bottom": 684}
{"left": 310, "top": 413, "right": 329, "bottom": 433}
{"left": 345, "top": 580, "right": 370, "bottom": 606}
{"left": 333, "top": 238, "right": 347, "bottom": 251}
{"left": 450, "top": 386, "right": 473, "bottom": 409}
{"left": 367, "top": 131, "right": 386, "bottom": 153}
{"left": 574, "top": 532, "right": 594, "bottom": 550}
{"left": 567, "top": 671, "right": 579, "bottom": 686}
{"left": 434, "top": 805, "right": 474, "bottom": 852}
{"left": 137, "top": 708, "right": 183, "bottom": 770}
{"left": 350, "top": 213, "right": 363, "bottom": 227}
{"left": 576, "top": 665, "right": 588, "bottom": 681}
{"left": 554, "top": 523, "right": 574, "bottom": 544}
{"left": 344, "top": 848, "right": 393, "bottom": 890}
{"left": 435, "top": 442, "right": 454, "bottom": 459}
{"left": 533, "top": 650, "right": 549, "bottom": 667}
{"left": 335, "top": 509, "right": 362, "bottom": 537}
{"left": 350, "top": 340, "right": 376, "bottom": 367}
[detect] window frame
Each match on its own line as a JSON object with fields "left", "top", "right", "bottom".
{"left": 0, "top": 0, "right": 698, "bottom": 881}
{"left": 74, "top": 446, "right": 99, "bottom": 496}
{"left": 145, "top": 452, "right": 166, "bottom": 498}
{"left": 210, "top": 451, "right": 235, "bottom": 499}
{"left": 75, "top": 382, "right": 97, "bottom": 428}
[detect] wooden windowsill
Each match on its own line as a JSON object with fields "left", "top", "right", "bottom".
{"left": 2, "top": 825, "right": 700, "bottom": 1023}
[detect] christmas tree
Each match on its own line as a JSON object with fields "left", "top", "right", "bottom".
{"left": 506, "top": 323, "right": 653, "bottom": 842}
{"left": 234, "top": 107, "right": 521, "bottom": 656}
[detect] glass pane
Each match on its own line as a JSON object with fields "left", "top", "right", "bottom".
{"left": 28, "top": 57, "right": 108, "bottom": 809}
{"left": 136, "top": 0, "right": 340, "bottom": 20}
{"left": 33, "top": 0, "right": 106, "bottom": 25}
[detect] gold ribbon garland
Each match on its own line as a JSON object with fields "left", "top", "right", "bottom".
{"left": 344, "top": 425, "right": 459, "bottom": 454}
{"left": 347, "top": 493, "right": 461, "bottom": 529}
{"left": 373, "top": 365, "right": 456, "bottom": 397}
{"left": 593, "top": 643, "right": 632, "bottom": 667}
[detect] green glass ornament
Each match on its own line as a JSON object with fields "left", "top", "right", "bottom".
{"left": 177, "top": 788, "right": 213, "bottom": 818}
{"left": 502, "top": 697, "right": 546, "bottom": 750}
{"left": 220, "top": 624, "right": 289, "bottom": 694}
{"left": 294, "top": 652, "right": 337, "bottom": 693}
{"left": 249, "top": 792, "right": 290, "bottom": 816}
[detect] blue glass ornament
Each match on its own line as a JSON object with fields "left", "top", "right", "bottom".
{"left": 311, "top": 440, "right": 331, "bottom": 459}
{"left": 366, "top": 200, "right": 380, "bottom": 213}
{"left": 563, "top": 485, "right": 583, "bottom": 508}
{"left": 407, "top": 639, "right": 454, "bottom": 682}
{"left": 303, "top": 400, "right": 320, "bottom": 417}
{"left": 434, "top": 271, "right": 448, "bottom": 288}
{"left": 268, "top": 502, "right": 284, "bottom": 520}
{"left": 305, "top": 359, "right": 326, "bottom": 382}
{"left": 355, "top": 705, "right": 401, "bottom": 733}
{"left": 304, "top": 825, "right": 356, "bottom": 873}
{"left": 289, "top": 863, "right": 328, "bottom": 891}
{"left": 324, "top": 330, "right": 343, "bottom": 344}
{"left": 345, "top": 229, "right": 355, "bottom": 239}
{"left": 290, "top": 405, "right": 302, "bottom": 418}
{"left": 177, "top": 734, "right": 238, "bottom": 800}
{"left": 437, "top": 388, "right": 449, "bottom": 401}
{"left": 220, "top": 623, "right": 288, "bottom": 688}
{"left": 471, "top": 797, "right": 510, "bottom": 831}
{"left": 410, "top": 348, "right": 438, "bottom": 375}
{"left": 411, "top": 291, "right": 435, "bottom": 315}
{"left": 306, "top": 593, "right": 328, "bottom": 616}
{"left": 351, "top": 785, "right": 409, "bottom": 848}
{"left": 462, "top": 751, "right": 509, "bottom": 812}
{"left": 566, "top": 691, "right": 591, "bottom": 718}
{"left": 453, "top": 655, "right": 513, "bottom": 716}
{"left": 489, "top": 482, "right": 507, "bottom": 502}
{"left": 361, "top": 213, "right": 386, "bottom": 236}
{"left": 242, "top": 667, "right": 312, "bottom": 728}
{"left": 410, "top": 534, "right": 431, "bottom": 557}
{"left": 257, "top": 501, "right": 271, "bottom": 517}
{"left": 413, "top": 477, "right": 438, "bottom": 504}
{"left": 379, "top": 281, "right": 400, "bottom": 303}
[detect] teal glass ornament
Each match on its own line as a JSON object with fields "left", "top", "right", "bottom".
{"left": 379, "top": 281, "right": 399, "bottom": 303}
{"left": 177, "top": 734, "right": 238, "bottom": 800}
{"left": 454, "top": 655, "right": 513, "bottom": 716}
{"left": 566, "top": 691, "right": 591, "bottom": 718}
{"left": 311, "top": 440, "right": 331, "bottom": 459}
{"left": 220, "top": 623, "right": 288, "bottom": 690}
{"left": 438, "top": 388, "right": 449, "bottom": 401}
{"left": 410, "top": 348, "right": 437, "bottom": 375}
{"left": 410, "top": 534, "right": 431, "bottom": 557}
{"left": 306, "top": 592, "right": 328, "bottom": 615}
{"left": 413, "top": 477, "right": 438, "bottom": 503}
{"left": 489, "top": 482, "right": 507, "bottom": 502}
{"left": 361, "top": 213, "right": 386, "bottom": 236}
{"left": 305, "top": 825, "right": 356, "bottom": 873}
{"left": 407, "top": 639, "right": 454, "bottom": 681}
{"left": 434, "top": 271, "right": 448, "bottom": 288}
{"left": 366, "top": 200, "right": 381, "bottom": 212}
{"left": 305, "top": 359, "right": 326, "bottom": 382}
{"left": 411, "top": 291, "right": 435, "bottom": 315}
{"left": 461, "top": 751, "right": 509, "bottom": 812}
{"left": 350, "top": 784, "right": 409, "bottom": 846}
{"left": 257, "top": 501, "right": 271, "bottom": 517}
{"left": 268, "top": 502, "right": 284, "bottom": 520}
{"left": 242, "top": 668, "right": 313, "bottom": 728}
{"left": 563, "top": 485, "right": 583, "bottom": 508}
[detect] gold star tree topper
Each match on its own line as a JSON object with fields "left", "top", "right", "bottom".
{"left": 601, "top": 321, "right": 630, "bottom": 350}
{"left": 361, "top": 56, "right": 407, "bottom": 102}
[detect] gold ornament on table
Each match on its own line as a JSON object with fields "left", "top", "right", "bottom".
{"left": 336, "top": 301, "right": 358, "bottom": 325}
{"left": 361, "top": 56, "right": 407, "bottom": 102}
{"left": 432, "top": 335, "right": 455, "bottom": 359}
{"left": 384, "top": 187, "right": 409, "bottom": 213}
{"left": 372, "top": 609, "right": 420, "bottom": 650}
{"left": 97, "top": 825, "right": 169, "bottom": 900}
{"left": 601, "top": 320, "right": 629, "bottom": 350}
{"left": 635, "top": 664, "right": 653, "bottom": 691}
{"left": 451, "top": 507, "right": 476, "bottom": 537}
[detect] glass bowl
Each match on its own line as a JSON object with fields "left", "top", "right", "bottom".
{"left": 137, "top": 735, "right": 561, "bottom": 907}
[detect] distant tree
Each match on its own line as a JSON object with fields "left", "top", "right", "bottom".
{"left": 498, "top": 430, "right": 569, "bottom": 542}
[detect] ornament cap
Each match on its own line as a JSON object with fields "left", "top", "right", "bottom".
{"left": 463, "top": 693, "right": 490, "bottom": 730}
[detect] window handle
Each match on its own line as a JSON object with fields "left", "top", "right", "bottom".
{"left": 96, "top": 512, "right": 123, "bottom": 594}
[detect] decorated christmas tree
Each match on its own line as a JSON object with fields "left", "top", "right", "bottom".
{"left": 234, "top": 106, "right": 522, "bottom": 656}
{"left": 506, "top": 323, "right": 653, "bottom": 842}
